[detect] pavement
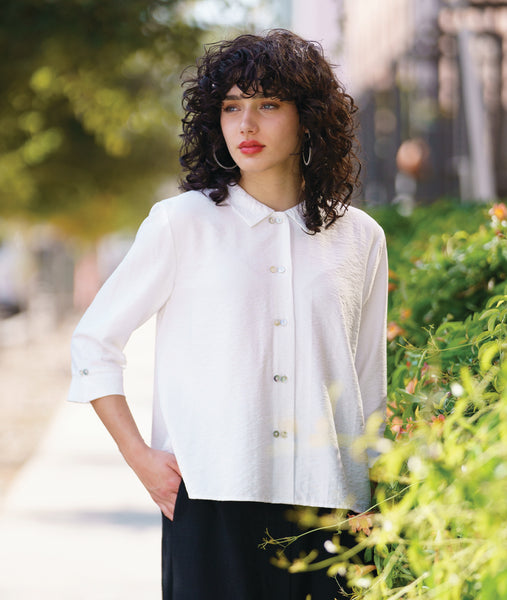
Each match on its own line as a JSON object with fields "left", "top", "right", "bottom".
{"left": 0, "top": 318, "right": 163, "bottom": 599}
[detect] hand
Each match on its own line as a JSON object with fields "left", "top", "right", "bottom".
{"left": 90, "top": 396, "right": 182, "bottom": 520}
{"left": 128, "top": 447, "right": 182, "bottom": 520}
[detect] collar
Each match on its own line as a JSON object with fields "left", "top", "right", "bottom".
{"left": 226, "top": 184, "right": 311, "bottom": 233}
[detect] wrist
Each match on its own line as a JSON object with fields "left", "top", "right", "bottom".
{"left": 119, "top": 437, "right": 150, "bottom": 469}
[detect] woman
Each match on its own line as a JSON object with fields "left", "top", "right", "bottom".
{"left": 69, "top": 29, "right": 388, "bottom": 599}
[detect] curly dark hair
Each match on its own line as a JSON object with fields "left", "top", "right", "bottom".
{"left": 179, "top": 29, "right": 360, "bottom": 233}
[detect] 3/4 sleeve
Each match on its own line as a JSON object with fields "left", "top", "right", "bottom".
{"left": 68, "top": 201, "right": 176, "bottom": 404}
{"left": 355, "top": 231, "right": 388, "bottom": 468}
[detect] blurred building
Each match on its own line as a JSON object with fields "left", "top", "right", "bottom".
{"left": 289, "top": 0, "right": 507, "bottom": 205}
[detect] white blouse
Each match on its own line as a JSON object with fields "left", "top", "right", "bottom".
{"left": 69, "top": 184, "right": 387, "bottom": 513}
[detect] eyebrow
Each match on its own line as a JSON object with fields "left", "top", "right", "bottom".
{"left": 222, "top": 93, "right": 266, "bottom": 101}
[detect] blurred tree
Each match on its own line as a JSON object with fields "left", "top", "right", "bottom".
{"left": 0, "top": 0, "right": 204, "bottom": 240}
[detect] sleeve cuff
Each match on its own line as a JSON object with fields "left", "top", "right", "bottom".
{"left": 67, "top": 370, "right": 125, "bottom": 404}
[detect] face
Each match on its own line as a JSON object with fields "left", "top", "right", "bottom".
{"left": 220, "top": 85, "right": 304, "bottom": 180}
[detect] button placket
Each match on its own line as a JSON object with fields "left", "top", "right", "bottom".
{"left": 269, "top": 215, "right": 296, "bottom": 494}
{"left": 268, "top": 214, "right": 287, "bottom": 277}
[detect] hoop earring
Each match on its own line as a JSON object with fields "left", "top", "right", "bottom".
{"left": 302, "top": 131, "right": 312, "bottom": 167}
{"left": 213, "top": 149, "right": 237, "bottom": 170}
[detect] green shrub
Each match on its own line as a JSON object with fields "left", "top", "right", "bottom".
{"left": 336, "top": 202, "right": 507, "bottom": 598}
{"left": 351, "top": 293, "right": 507, "bottom": 599}
{"left": 275, "top": 291, "right": 506, "bottom": 600}
{"left": 374, "top": 201, "right": 507, "bottom": 348}
{"left": 273, "top": 202, "right": 507, "bottom": 599}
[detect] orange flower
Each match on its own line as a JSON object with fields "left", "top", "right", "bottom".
{"left": 353, "top": 564, "right": 377, "bottom": 577}
{"left": 431, "top": 413, "right": 445, "bottom": 434}
{"left": 400, "top": 307, "right": 412, "bottom": 321}
{"left": 390, "top": 416, "right": 415, "bottom": 439}
{"left": 388, "top": 269, "right": 399, "bottom": 293}
{"left": 386, "top": 402, "right": 397, "bottom": 418}
{"left": 387, "top": 321, "right": 405, "bottom": 341}
{"left": 405, "top": 377, "right": 418, "bottom": 394}
{"left": 390, "top": 416, "right": 404, "bottom": 439}
{"left": 347, "top": 512, "right": 374, "bottom": 536}
{"left": 391, "top": 416, "right": 403, "bottom": 429}
{"left": 489, "top": 203, "right": 507, "bottom": 222}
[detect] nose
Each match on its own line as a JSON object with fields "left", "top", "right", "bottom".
{"left": 240, "top": 106, "right": 258, "bottom": 134}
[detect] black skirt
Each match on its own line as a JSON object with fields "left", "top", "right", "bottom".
{"left": 162, "top": 481, "right": 358, "bottom": 600}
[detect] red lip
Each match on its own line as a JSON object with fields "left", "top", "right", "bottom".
{"left": 239, "top": 140, "right": 265, "bottom": 154}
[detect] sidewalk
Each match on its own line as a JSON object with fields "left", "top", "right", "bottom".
{"left": 0, "top": 318, "right": 162, "bottom": 599}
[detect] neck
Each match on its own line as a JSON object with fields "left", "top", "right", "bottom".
{"left": 239, "top": 170, "right": 302, "bottom": 212}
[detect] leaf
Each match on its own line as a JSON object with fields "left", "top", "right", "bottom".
{"left": 479, "top": 340, "right": 502, "bottom": 372}
{"left": 479, "top": 308, "right": 498, "bottom": 321}
{"left": 488, "top": 313, "right": 501, "bottom": 333}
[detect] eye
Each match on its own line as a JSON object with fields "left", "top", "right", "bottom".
{"left": 261, "top": 102, "right": 279, "bottom": 110}
{"left": 222, "top": 103, "right": 239, "bottom": 113}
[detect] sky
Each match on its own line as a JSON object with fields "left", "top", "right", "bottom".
{"left": 186, "top": 0, "right": 283, "bottom": 30}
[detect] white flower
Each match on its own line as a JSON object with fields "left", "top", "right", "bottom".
{"left": 383, "top": 519, "right": 394, "bottom": 533}
{"left": 408, "top": 455, "right": 427, "bottom": 476}
{"left": 451, "top": 382, "right": 464, "bottom": 397}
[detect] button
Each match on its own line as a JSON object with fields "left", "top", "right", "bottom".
{"left": 274, "top": 319, "right": 288, "bottom": 327}
{"left": 269, "top": 216, "right": 284, "bottom": 224}
{"left": 269, "top": 266, "right": 286, "bottom": 273}
{"left": 273, "top": 374, "right": 288, "bottom": 383}
{"left": 79, "top": 369, "right": 89, "bottom": 376}
{"left": 273, "top": 430, "right": 288, "bottom": 439}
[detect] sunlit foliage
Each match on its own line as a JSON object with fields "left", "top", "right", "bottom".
{"left": 0, "top": 0, "right": 204, "bottom": 239}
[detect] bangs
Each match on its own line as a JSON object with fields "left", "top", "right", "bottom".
{"left": 209, "top": 47, "right": 295, "bottom": 101}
